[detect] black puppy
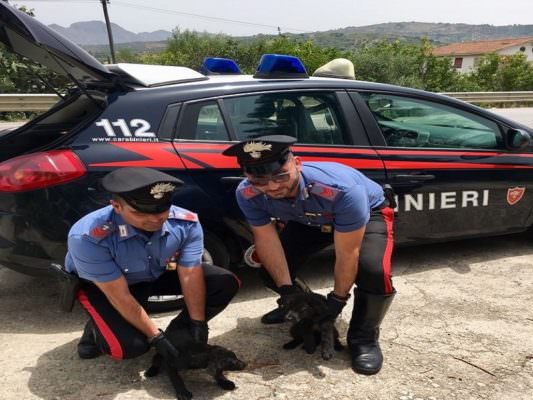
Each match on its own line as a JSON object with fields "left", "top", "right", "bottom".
{"left": 280, "top": 292, "right": 344, "bottom": 360}
{"left": 145, "top": 318, "right": 246, "bottom": 400}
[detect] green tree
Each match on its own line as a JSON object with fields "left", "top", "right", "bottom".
{"left": 351, "top": 40, "right": 430, "bottom": 88}
{"left": 0, "top": 5, "right": 70, "bottom": 94}
{"left": 470, "top": 53, "right": 533, "bottom": 91}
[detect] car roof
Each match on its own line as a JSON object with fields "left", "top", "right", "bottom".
{"left": 120, "top": 73, "right": 529, "bottom": 130}
{"left": 128, "top": 73, "right": 435, "bottom": 101}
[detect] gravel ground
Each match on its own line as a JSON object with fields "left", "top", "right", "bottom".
{"left": 1, "top": 233, "right": 532, "bottom": 400}
{"left": 1, "top": 107, "right": 532, "bottom": 399}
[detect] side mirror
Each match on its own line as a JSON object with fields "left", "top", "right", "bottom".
{"left": 506, "top": 128, "right": 531, "bottom": 150}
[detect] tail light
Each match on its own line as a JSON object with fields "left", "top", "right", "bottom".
{"left": 0, "top": 150, "right": 86, "bottom": 192}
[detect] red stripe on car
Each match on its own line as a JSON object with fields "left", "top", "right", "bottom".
{"left": 179, "top": 152, "right": 240, "bottom": 169}
{"left": 89, "top": 143, "right": 187, "bottom": 168}
{"left": 383, "top": 160, "right": 533, "bottom": 169}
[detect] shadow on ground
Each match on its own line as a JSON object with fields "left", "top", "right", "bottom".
{"left": 25, "top": 315, "right": 351, "bottom": 400}
{"left": 1, "top": 232, "right": 531, "bottom": 336}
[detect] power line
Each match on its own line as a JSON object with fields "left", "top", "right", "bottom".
{"left": 19, "top": 0, "right": 310, "bottom": 33}
{"left": 112, "top": 0, "right": 308, "bottom": 33}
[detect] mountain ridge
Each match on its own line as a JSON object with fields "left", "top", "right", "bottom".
{"left": 49, "top": 20, "right": 533, "bottom": 49}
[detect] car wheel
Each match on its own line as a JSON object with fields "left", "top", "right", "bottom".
{"left": 146, "top": 295, "right": 185, "bottom": 314}
{"left": 146, "top": 231, "right": 231, "bottom": 314}
{"left": 203, "top": 230, "right": 231, "bottom": 268}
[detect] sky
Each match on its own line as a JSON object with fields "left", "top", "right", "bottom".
{"left": 10, "top": 0, "right": 533, "bottom": 36}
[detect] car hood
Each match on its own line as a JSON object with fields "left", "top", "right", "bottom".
{"left": 0, "top": 3, "right": 118, "bottom": 86}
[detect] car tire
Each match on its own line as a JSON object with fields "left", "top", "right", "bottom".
{"left": 146, "top": 296, "right": 185, "bottom": 314}
{"left": 203, "top": 230, "right": 231, "bottom": 269}
{"left": 146, "top": 230, "right": 231, "bottom": 314}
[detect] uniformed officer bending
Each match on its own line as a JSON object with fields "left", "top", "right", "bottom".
{"left": 223, "top": 135, "right": 395, "bottom": 375}
{"left": 65, "top": 167, "right": 239, "bottom": 363}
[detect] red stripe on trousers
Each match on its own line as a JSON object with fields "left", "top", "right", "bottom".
{"left": 230, "top": 271, "right": 242, "bottom": 288}
{"left": 77, "top": 289, "right": 124, "bottom": 360}
{"left": 381, "top": 207, "right": 394, "bottom": 294}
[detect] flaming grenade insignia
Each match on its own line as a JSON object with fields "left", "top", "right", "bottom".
{"left": 243, "top": 141, "right": 272, "bottom": 159}
{"left": 150, "top": 183, "right": 176, "bottom": 199}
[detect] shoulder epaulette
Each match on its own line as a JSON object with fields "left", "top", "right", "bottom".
{"left": 309, "top": 182, "right": 342, "bottom": 201}
{"left": 88, "top": 221, "right": 115, "bottom": 240}
{"left": 239, "top": 185, "right": 262, "bottom": 200}
{"left": 169, "top": 208, "right": 199, "bottom": 222}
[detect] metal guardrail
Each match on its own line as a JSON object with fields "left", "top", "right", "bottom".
{"left": 0, "top": 92, "right": 533, "bottom": 112}
{"left": 0, "top": 94, "right": 60, "bottom": 111}
{"left": 441, "top": 91, "right": 533, "bottom": 103}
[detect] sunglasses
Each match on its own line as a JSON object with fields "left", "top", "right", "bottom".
{"left": 248, "top": 171, "right": 291, "bottom": 187}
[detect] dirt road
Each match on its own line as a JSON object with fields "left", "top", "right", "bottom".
{"left": 1, "top": 233, "right": 532, "bottom": 400}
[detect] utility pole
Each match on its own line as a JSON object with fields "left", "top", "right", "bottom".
{"left": 100, "top": 0, "right": 116, "bottom": 63}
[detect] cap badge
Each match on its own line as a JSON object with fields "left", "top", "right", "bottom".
{"left": 243, "top": 141, "right": 272, "bottom": 159}
{"left": 150, "top": 183, "right": 176, "bottom": 199}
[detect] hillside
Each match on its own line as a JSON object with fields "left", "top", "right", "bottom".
{"left": 48, "top": 21, "right": 172, "bottom": 45}
{"left": 291, "top": 22, "right": 533, "bottom": 50}
{"left": 48, "top": 21, "right": 533, "bottom": 53}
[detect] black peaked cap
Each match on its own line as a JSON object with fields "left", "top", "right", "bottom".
{"left": 101, "top": 167, "right": 183, "bottom": 214}
{"left": 222, "top": 135, "right": 297, "bottom": 175}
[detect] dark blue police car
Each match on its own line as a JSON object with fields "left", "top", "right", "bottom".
{"left": 1, "top": 3, "right": 533, "bottom": 277}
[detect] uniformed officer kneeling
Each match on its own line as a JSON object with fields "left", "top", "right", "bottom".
{"left": 65, "top": 167, "right": 239, "bottom": 362}
{"left": 223, "top": 136, "right": 396, "bottom": 375}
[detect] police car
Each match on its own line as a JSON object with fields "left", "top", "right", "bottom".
{"left": 1, "top": 3, "right": 533, "bottom": 277}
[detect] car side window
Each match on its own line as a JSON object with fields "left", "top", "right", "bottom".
{"left": 179, "top": 101, "right": 230, "bottom": 141}
{"left": 223, "top": 92, "right": 347, "bottom": 144}
{"left": 361, "top": 93, "right": 503, "bottom": 149}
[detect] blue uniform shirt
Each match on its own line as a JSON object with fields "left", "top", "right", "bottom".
{"left": 236, "top": 162, "right": 384, "bottom": 232}
{"left": 65, "top": 205, "right": 203, "bottom": 284}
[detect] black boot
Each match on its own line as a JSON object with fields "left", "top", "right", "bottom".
{"left": 347, "top": 289, "right": 395, "bottom": 375}
{"left": 77, "top": 320, "right": 101, "bottom": 359}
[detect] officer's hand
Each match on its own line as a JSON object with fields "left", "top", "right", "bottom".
{"left": 277, "top": 284, "right": 302, "bottom": 307}
{"left": 323, "top": 291, "right": 350, "bottom": 321}
{"left": 189, "top": 319, "right": 209, "bottom": 345}
{"left": 149, "top": 330, "right": 187, "bottom": 369}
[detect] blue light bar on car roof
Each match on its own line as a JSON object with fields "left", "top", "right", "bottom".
{"left": 253, "top": 54, "right": 308, "bottom": 79}
{"left": 200, "top": 57, "right": 241, "bottom": 75}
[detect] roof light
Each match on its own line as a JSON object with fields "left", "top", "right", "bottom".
{"left": 200, "top": 57, "right": 241, "bottom": 75}
{"left": 253, "top": 54, "right": 308, "bottom": 79}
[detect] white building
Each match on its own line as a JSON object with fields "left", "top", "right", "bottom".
{"left": 433, "top": 37, "right": 533, "bottom": 73}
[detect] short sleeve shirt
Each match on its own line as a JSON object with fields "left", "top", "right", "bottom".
{"left": 65, "top": 205, "right": 203, "bottom": 284}
{"left": 236, "top": 162, "right": 384, "bottom": 232}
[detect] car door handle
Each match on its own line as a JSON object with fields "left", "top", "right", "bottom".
{"left": 220, "top": 176, "right": 245, "bottom": 183}
{"left": 394, "top": 174, "right": 435, "bottom": 181}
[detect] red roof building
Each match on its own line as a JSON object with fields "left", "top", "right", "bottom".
{"left": 433, "top": 37, "right": 533, "bottom": 73}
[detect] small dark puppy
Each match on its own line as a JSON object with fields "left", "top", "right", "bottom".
{"left": 145, "top": 319, "right": 246, "bottom": 400}
{"left": 280, "top": 292, "right": 344, "bottom": 360}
